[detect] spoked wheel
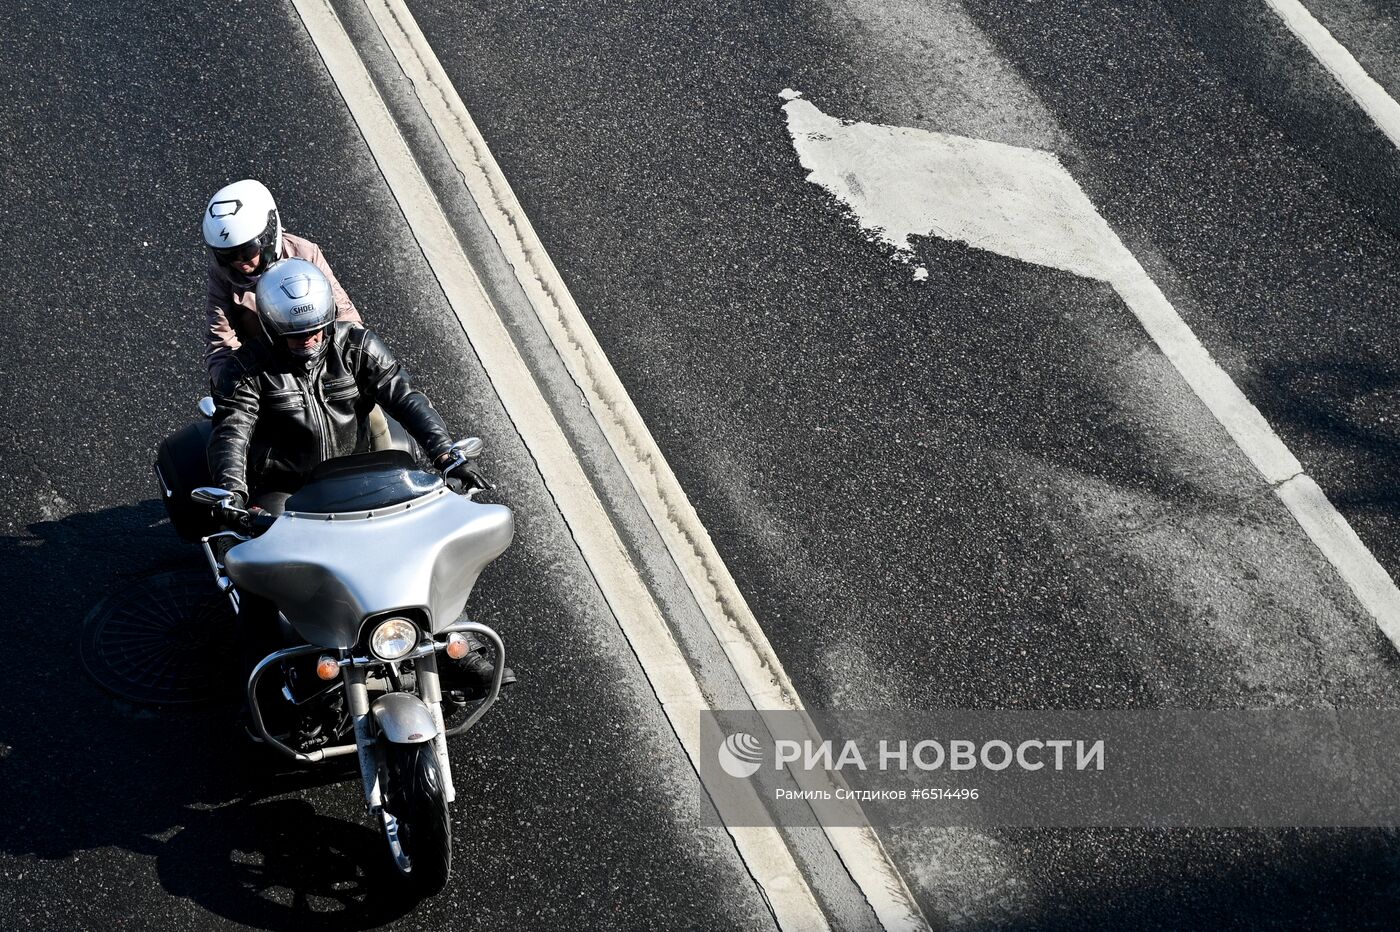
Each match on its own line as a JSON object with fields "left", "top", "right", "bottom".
{"left": 80, "top": 569, "right": 238, "bottom": 704}
{"left": 379, "top": 743, "right": 451, "bottom": 897}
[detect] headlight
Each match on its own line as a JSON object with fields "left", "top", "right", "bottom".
{"left": 369, "top": 617, "right": 420, "bottom": 661}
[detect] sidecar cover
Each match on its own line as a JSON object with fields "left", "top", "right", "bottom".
{"left": 224, "top": 487, "right": 513, "bottom": 649}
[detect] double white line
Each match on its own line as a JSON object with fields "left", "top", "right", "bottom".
{"left": 288, "top": 0, "right": 928, "bottom": 928}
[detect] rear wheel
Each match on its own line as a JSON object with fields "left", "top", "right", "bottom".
{"left": 380, "top": 743, "right": 451, "bottom": 897}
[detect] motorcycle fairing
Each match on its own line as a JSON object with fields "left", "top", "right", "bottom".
{"left": 224, "top": 489, "right": 513, "bottom": 648}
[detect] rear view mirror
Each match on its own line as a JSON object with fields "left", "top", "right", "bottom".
{"left": 191, "top": 487, "right": 236, "bottom": 507}
{"left": 451, "top": 437, "right": 484, "bottom": 459}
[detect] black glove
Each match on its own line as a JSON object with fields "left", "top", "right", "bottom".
{"left": 445, "top": 460, "right": 492, "bottom": 493}
{"left": 213, "top": 491, "right": 250, "bottom": 530}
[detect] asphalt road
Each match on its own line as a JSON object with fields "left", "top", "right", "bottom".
{"left": 411, "top": 0, "right": 1400, "bottom": 926}
{"left": 4, "top": 0, "right": 1400, "bottom": 928}
{"left": 0, "top": 1, "right": 772, "bottom": 930}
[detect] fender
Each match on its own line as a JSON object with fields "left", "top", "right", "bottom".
{"left": 371, "top": 692, "right": 438, "bottom": 744}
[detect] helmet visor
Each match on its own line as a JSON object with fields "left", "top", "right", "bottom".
{"left": 209, "top": 235, "right": 266, "bottom": 267}
{"left": 283, "top": 326, "right": 331, "bottom": 359}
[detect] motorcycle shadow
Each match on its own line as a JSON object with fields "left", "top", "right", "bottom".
{"left": 0, "top": 500, "right": 422, "bottom": 929}
{"left": 157, "top": 796, "right": 421, "bottom": 931}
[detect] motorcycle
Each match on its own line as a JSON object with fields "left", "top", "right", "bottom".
{"left": 154, "top": 402, "right": 512, "bottom": 896}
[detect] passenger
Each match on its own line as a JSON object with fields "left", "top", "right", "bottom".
{"left": 201, "top": 178, "right": 362, "bottom": 384}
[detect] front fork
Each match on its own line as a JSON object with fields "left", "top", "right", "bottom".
{"left": 415, "top": 652, "right": 457, "bottom": 804}
{"left": 345, "top": 666, "right": 383, "bottom": 812}
{"left": 350, "top": 655, "right": 456, "bottom": 813}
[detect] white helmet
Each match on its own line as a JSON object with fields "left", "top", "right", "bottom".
{"left": 202, "top": 179, "right": 283, "bottom": 272}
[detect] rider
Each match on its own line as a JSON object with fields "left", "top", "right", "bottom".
{"left": 206, "top": 256, "right": 468, "bottom": 507}
{"left": 208, "top": 257, "right": 512, "bottom": 707}
{"left": 202, "top": 179, "right": 362, "bottom": 384}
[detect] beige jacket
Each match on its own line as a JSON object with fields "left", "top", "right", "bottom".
{"left": 205, "top": 232, "right": 362, "bottom": 381}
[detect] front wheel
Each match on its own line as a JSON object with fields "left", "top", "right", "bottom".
{"left": 380, "top": 743, "right": 451, "bottom": 896}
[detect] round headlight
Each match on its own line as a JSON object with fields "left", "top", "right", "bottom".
{"left": 370, "top": 617, "right": 419, "bottom": 661}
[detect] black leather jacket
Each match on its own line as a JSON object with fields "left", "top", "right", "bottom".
{"left": 208, "top": 322, "right": 454, "bottom": 496}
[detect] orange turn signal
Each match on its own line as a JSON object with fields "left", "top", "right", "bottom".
{"left": 316, "top": 655, "right": 340, "bottom": 681}
{"left": 444, "top": 632, "right": 470, "bottom": 660}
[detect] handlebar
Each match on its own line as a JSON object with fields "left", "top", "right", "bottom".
{"left": 204, "top": 498, "right": 276, "bottom": 534}
{"left": 194, "top": 434, "right": 494, "bottom": 522}
{"left": 441, "top": 447, "right": 495, "bottom": 499}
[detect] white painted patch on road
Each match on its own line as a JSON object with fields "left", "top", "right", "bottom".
{"left": 1265, "top": 0, "right": 1400, "bottom": 151}
{"left": 781, "top": 89, "right": 1126, "bottom": 281}
{"left": 780, "top": 90, "right": 1400, "bottom": 651}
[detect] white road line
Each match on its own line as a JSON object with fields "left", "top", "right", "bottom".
{"left": 287, "top": 2, "right": 829, "bottom": 928}
{"left": 361, "top": 3, "right": 930, "bottom": 929}
{"left": 1266, "top": 0, "right": 1400, "bottom": 149}
{"left": 1121, "top": 276, "right": 1400, "bottom": 645}
{"left": 782, "top": 93, "right": 1400, "bottom": 650}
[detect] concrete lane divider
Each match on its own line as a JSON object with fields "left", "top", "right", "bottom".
{"left": 356, "top": 1, "right": 930, "bottom": 929}
{"left": 287, "top": 0, "right": 900, "bottom": 928}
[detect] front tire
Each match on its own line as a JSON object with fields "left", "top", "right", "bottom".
{"left": 381, "top": 743, "right": 451, "bottom": 896}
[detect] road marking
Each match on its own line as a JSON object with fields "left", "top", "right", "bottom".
{"left": 359, "top": 3, "right": 930, "bottom": 930}
{"left": 1265, "top": 0, "right": 1400, "bottom": 150}
{"left": 781, "top": 90, "right": 1400, "bottom": 649}
{"left": 288, "top": 2, "right": 829, "bottom": 928}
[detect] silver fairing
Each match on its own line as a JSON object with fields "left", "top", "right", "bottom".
{"left": 224, "top": 488, "right": 513, "bottom": 648}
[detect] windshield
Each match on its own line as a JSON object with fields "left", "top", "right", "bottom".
{"left": 284, "top": 451, "right": 443, "bottom": 514}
